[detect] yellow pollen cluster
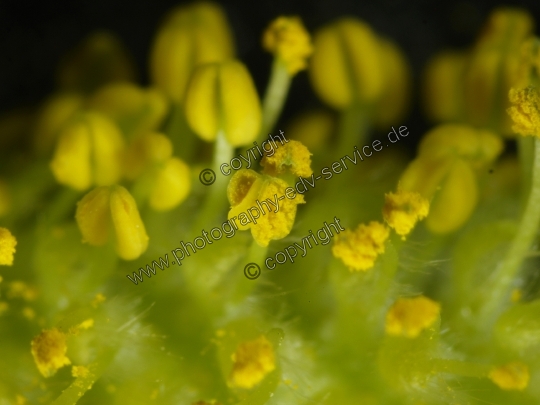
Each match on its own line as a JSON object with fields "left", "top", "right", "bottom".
{"left": 228, "top": 335, "right": 276, "bottom": 389}
{"left": 331, "top": 221, "right": 389, "bottom": 271}
{"left": 31, "top": 328, "right": 71, "bottom": 377}
{"left": 385, "top": 296, "right": 441, "bottom": 338}
{"left": 507, "top": 86, "right": 540, "bottom": 137}
{"left": 383, "top": 189, "right": 430, "bottom": 239}
{"left": 262, "top": 16, "right": 313, "bottom": 75}
{"left": 227, "top": 169, "right": 305, "bottom": 247}
{"left": 489, "top": 362, "right": 530, "bottom": 391}
{"left": 0, "top": 227, "right": 17, "bottom": 266}
{"left": 261, "top": 139, "right": 313, "bottom": 178}
{"left": 72, "top": 365, "right": 90, "bottom": 378}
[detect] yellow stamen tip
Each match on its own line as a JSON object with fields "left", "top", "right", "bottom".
{"left": 0, "top": 227, "right": 17, "bottom": 266}
{"left": 228, "top": 335, "right": 276, "bottom": 389}
{"left": 383, "top": 189, "right": 430, "bottom": 239}
{"left": 261, "top": 139, "right": 313, "bottom": 178}
{"left": 489, "top": 362, "right": 530, "bottom": 391}
{"left": 385, "top": 296, "right": 441, "bottom": 338}
{"left": 331, "top": 221, "right": 389, "bottom": 271}
{"left": 31, "top": 328, "right": 71, "bottom": 378}
{"left": 507, "top": 86, "right": 540, "bottom": 137}
{"left": 262, "top": 16, "right": 313, "bottom": 75}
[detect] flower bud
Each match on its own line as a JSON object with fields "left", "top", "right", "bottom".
{"left": 50, "top": 112, "right": 125, "bottom": 190}
{"left": 185, "top": 60, "right": 262, "bottom": 146}
{"left": 309, "top": 18, "right": 385, "bottom": 109}
{"left": 75, "top": 185, "right": 149, "bottom": 260}
{"left": 150, "top": 2, "right": 235, "bottom": 104}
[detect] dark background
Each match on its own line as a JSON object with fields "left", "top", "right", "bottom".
{"left": 1, "top": 0, "right": 539, "bottom": 145}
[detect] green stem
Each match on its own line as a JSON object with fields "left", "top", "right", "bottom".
{"left": 230, "top": 240, "right": 268, "bottom": 304}
{"left": 479, "top": 137, "right": 540, "bottom": 325}
{"left": 518, "top": 136, "right": 534, "bottom": 207}
{"left": 336, "top": 102, "right": 369, "bottom": 159}
{"left": 257, "top": 58, "right": 291, "bottom": 143}
{"left": 191, "top": 131, "right": 234, "bottom": 232}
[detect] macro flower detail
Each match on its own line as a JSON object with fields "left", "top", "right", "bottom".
{"left": 149, "top": 157, "right": 191, "bottom": 211}
{"left": 260, "top": 139, "right": 313, "bottom": 178}
{"left": 262, "top": 16, "right": 313, "bottom": 76}
{"left": 31, "top": 328, "right": 71, "bottom": 377}
{"left": 123, "top": 132, "right": 173, "bottom": 180}
{"left": 227, "top": 169, "right": 305, "bottom": 247}
{"left": 50, "top": 112, "right": 125, "bottom": 190}
{"left": 228, "top": 335, "right": 276, "bottom": 389}
{"left": 0, "top": 227, "right": 17, "bottom": 266}
{"left": 332, "top": 221, "right": 389, "bottom": 271}
{"left": 184, "top": 60, "right": 262, "bottom": 146}
{"left": 382, "top": 189, "right": 429, "bottom": 239}
{"left": 385, "top": 296, "right": 441, "bottom": 338}
{"left": 507, "top": 86, "right": 540, "bottom": 137}
{"left": 309, "top": 18, "right": 385, "bottom": 109}
{"left": 75, "top": 185, "right": 149, "bottom": 260}
{"left": 488, "top": 362, "right": 530, "bottom": 391}
{"left": 150, "top": 1, "right": 235, "bottom": 104}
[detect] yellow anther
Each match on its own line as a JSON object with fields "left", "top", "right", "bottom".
{"left": 0, "top": 227, "right": 17, "bottom": 266}
{"left": 33, "top": 93, "right": 84, "bottom": 155}
{"left": 150, "top": 1, "right": 235, "bottom": 104}
{"left": 383, "top": 189, "right": 429, "bottom": 239}
{"left": 123, "top": 132, "right": 173, "bottom": 180}
{"left": 331, "top": 221, "right": 389, "bottom": 271}
{"left": 149, "top": 157, "right": 191, "bottom": 211}
{"left": 184, "top": 60, "right": 262, "bottom": 146}
{"left": 385, "top": 296, "right": 441, "bottom": 338}
{"left": 227, "top": 170, "right": 305, "bottom": 247}
{"left": 489, "top": 362, "right": 529, "bottom": 391}
{"left": 507, "top": 86, "right": 540, "bottom": 137}
{"left": 309, "top": 18, "right": 385, "bottom": 109}
{"left": 374, "top": 38, "right": 412, "bottom": 128}
{"left": 75, "top": 185, "right": 149, "bottom": 260}
{"left": 87, "top": 82, "right": 169, "bottom": 138}
{"left": 286, "top": 109, "right": 335, "bottom": 152}
{"left": 417, "top": 124, "right": 503, "bottom": 169}
{"left": 422, "top": 51, "right": 467, "bottom": 123}
{"left": 261, "top": 139, "right": 313, "bottom": 178}
{"left": 262, "top": 16, "right": 313, "bottom": 75}
{"left": 228, "top": 335, "right": 276, "bottom": 389}
{"left": 31, "top": 328, "right": 71, "bottom": 377}
{"left": 50, "top": 112, "right": 125, "bottom": 190}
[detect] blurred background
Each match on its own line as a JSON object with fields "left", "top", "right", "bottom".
{"left": 1, "top": 0, "right": 540, "bottom": 148}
